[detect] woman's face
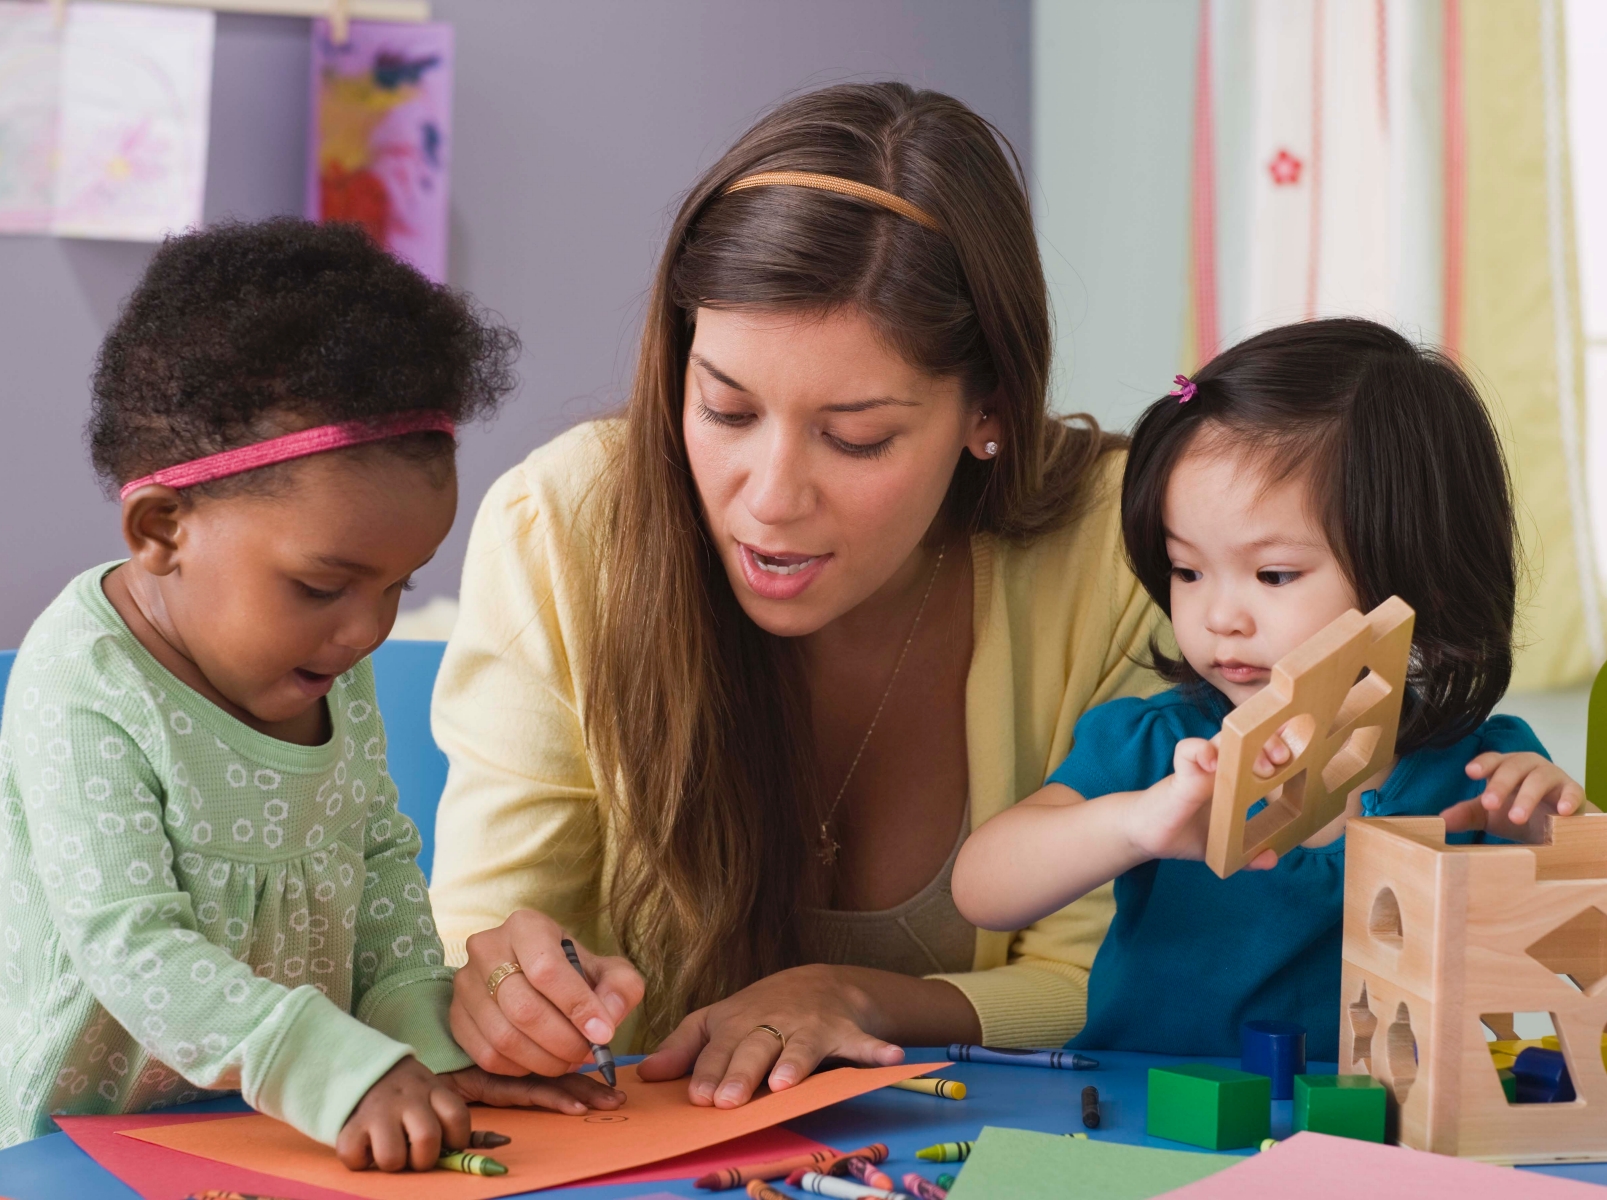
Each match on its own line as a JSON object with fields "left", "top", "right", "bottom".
{"left": 683, "top": 306, "right": 996, "bottom": 638}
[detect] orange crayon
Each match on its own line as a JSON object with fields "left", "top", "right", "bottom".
{"left": 825, "top": 1142, "right": 890, "bottom": 1172}
{"left": 747, "top": 1181, "right": 790, "bottom": 1200}
{"left": 697, "top": 1148, "right": 835, "bottom": 1190}
{"left": 844, "top": 1156, "right": 897, "bottom": 1192}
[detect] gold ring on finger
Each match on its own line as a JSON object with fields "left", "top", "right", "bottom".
{"left": 486, "top": 961, "right": 522, "bottom": 998}
{"left": 751, "top": 1023, "right": 787, "bottom": 1049}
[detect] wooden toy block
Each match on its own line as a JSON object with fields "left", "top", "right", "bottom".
{"left": 1293, "top": 1074, "right": 1386, "bottom": 1141}
{"left": 1340, "top": 813, "right": 1607, "bottom": 1163}
{"left": 1146, "top": 1063, "right": 1270, "bottom": 1150}
{"left": 1205, "top": 596, "right": 1414, "bottom": 878}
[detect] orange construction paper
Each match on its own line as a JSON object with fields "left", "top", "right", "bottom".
{"left": 120, "top": 1061, "right": 944, "bottom": 1198}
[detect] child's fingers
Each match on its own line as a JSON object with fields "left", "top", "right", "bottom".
{"left": 402, "top": 1104, "right": 444, "bottom": 1172}
{"left": 1246, "top": 848, "right": 1278, "bottom": 871}
{"left": 1465, "top": 750, "right": 1507, "bottom": 780}
{"left": 430, "top": 1084, "right": 473, "bottom": 1151}
{"left": 335, "top": 1121, "right": 375, "bottom": 1171}
{"left": 464, "top": 1070, "right": 590, "bottom": 1113}
{"left": 1511, "top": 769, "right": 1571, "bottom": 825}
{"left": 1558, "top": 779, "right": 1586, "bottom": 815}
{"left": 1477, "top": 757, "right": 1535, "bottom": 810}
{"left": 1440, "top": 798, "right": 1485, "bottom": 834}
{"left": 367, "top": 1118, "right": 411, "bottom": 1173}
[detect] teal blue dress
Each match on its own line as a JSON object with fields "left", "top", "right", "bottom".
{"left": 1050, "top": 687, "right": 1545, "bottom": 1060}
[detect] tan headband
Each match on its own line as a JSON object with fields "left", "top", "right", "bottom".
{"left": 723, "top": 171, "right": 943, "bottom": 233}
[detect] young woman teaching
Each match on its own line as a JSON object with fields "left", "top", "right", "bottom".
{"left": 430, "top": 82, "right": 1162, "bottom": 1108}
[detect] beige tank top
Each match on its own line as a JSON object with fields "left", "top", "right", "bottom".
{"left": 803, "top": 815, "right": 976, "bottom": 977}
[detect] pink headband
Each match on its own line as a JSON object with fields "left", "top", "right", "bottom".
{"left": 118, "top": 411, "right": 456, "bottom": 500}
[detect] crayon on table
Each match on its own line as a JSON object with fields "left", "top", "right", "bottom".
{"left": 798, "top": 1170, "right": 906, "bottom": 1199}
{"left": 747, "top": 1181, "right": 790, "bottom": 1200}
{"left": 936, "top": 1174, "right": 956, "bottom": 1190}
{"left": 902, "top": 1173, "right": 948, "bottom": 1200}
{"left": 889, "top": 1077, "right": 967, "bottom": 1100}
{"left": 844, "top": 1155, "right": 897, "bottom": 1191}
{"left": 945, "top": 1044, "right": 1098, "bottom": 1070}
{"left": 438, "top": 1149, "right": 508, "bottom": 1176}
{"left": 916, "top": 1140, "right": 972, "bottom": 1162}
{"left": 470, "top": 1130, "right": 511, "bottom": 1149}
{"left": 698, "top": 1148, "right": 835, "bottom": 1189}
{"left": 185, "top": 1193, "right": 296, "bottom": 1200}
{"left": 790, "top": 1146, "right": 891, "bottom": 1187}
{"left": 559, "top": 937, "right": 617, "bottom": 1087}
{"left": 1081, "top": 1084, "right": 1101, "bottom": 1128}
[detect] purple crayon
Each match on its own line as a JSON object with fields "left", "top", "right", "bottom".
{"left": 946, "top": 1044, "right": 1098, "bottom": 1071}
{"left": 903, "top": 1173, "right": 948, "bottom": 1200}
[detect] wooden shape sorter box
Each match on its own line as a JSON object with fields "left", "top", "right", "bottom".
{"left": 1205, "top": 596, "right": 1415, "bottom": 879}
{"left": 1340, "top": 814, "right": 1607, "bottom": 1164}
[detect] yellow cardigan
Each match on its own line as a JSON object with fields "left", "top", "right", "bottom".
{"left": 429, "top": 420, "right": 1163, "bottom": 1051}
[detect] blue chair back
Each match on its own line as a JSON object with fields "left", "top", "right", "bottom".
{"left": 368, "top": 640, "right": 450, "bottom": 882}
{"left": 0, "top": 642, "right": 449, "bottom": 882}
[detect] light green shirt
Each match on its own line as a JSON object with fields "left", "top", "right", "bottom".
{"left": 0, "top": 564, "right": 470, "bottom": 1148}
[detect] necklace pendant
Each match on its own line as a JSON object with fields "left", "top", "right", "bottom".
{"left": 818, "top": 823, "right": 840, "bottom": 867}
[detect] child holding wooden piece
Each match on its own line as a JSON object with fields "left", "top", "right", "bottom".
{"left": 952, "top": 319, "right": 1587, "bottom": 1059}
{"left": 0, "top": 220, "right": 623, "bottom": 1164}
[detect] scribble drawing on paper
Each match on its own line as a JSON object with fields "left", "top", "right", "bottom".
{"left": 307, "top": 19, "right": 453, "bottom": 282}
{"left": 0, "top": 1, "right": 213, "bottom": 242}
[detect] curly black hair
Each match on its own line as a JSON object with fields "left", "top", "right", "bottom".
{"left": 88, "top": 218, "right": 519, "bottom": 495}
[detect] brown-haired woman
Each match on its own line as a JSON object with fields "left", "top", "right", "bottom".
{"left": 431, "top": 81, "right": 1162, "bottom": 1107}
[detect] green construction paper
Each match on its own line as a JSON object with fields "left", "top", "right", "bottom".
{"left": 945, "top": 1126, "right": 1236, "bottom": 1200}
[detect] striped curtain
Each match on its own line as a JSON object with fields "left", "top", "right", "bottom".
{"left": 1185, "top": 0, "right": 1602, "bottom": 690}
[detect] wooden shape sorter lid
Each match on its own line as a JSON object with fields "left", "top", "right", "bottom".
{"left": 1204, "top": 596, "right": 1414, "bottom": 879}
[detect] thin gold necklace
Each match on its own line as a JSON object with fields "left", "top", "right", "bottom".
{"left": 817, "top": 544, "right": 946, "bottom": 867}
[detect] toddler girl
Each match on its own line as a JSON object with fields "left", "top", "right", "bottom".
{"left": 952, "top": 318, "right": 1587, "bottom": 1060}
{"left": 0, "top": 220, "right": 622, "bottom": 1166}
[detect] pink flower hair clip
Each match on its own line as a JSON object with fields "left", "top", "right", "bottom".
{"left": 1169, "top": 374, "right": 1198, "bottom": 403}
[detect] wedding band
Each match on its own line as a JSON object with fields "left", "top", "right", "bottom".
{"left": 751, "top": 1023, "right": 787, "bottom": 1049}
{"left": 486, "top": 961, "right": 522, "bottom": 998}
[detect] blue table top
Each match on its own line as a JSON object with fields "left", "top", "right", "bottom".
{"left": 3, "top": 1050, "right": 1604, "bottom": 1198}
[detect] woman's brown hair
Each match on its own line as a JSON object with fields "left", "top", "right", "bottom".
{"left": 588, "top": 82, "right": 1122, "bottom": 1040}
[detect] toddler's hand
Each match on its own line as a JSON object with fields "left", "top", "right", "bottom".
{"left": 337, "top": 1057, "right": 624, "bottom": 1171}
{"left": 1123, "top": 737, "right": 1278, "bottom": 869}
{"left": 1442, "top": 752, "right": 1587, "bottom": 841}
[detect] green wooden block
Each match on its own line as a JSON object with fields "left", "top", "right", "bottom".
{"left": 1147, "top": 1064, "right": 1271, "bottom": 1150}
{"left": 1293, "top": 1074, "right": 1387, "bottom": 1142}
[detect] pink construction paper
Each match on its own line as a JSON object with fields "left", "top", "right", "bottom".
{"left": 1161, "top": 1132, "right": 1603, "bottom": 1198}
{"left": 56, "top": 1111, "right": 360, "bottom": 1200}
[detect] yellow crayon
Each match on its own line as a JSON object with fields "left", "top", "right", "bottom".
{"left": 438, "top": 1149, "right": 508, "bottom": 1176}
{"left": 1260, "top": 1138, "right": 1277, "bottom": 1151}
{"left": 890, "top": 1077, "right": 967, "bottom": 1100}
{"left": 916, "top": 1141, "right": 972, "bottom": 1162}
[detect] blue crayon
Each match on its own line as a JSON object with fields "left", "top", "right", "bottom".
{"left": 946, "top": 1044, "right": 1099, "bottom": 1071}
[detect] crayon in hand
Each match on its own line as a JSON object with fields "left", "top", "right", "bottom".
{"left": 560, "top": 937, "right": 618, "bottom": 1087}
{"left": 470, "top": 1129, "right": 511, "bottom": 1148}
{"left": 916, "top": 1140, "right": 972, "bottom": 1162}
{"left": 438, "top": 1149, "right": 508, "bottom": 1176}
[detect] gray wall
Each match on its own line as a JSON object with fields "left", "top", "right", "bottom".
{"left": 0, "top": 0, "right": 1030, "bottom": 646}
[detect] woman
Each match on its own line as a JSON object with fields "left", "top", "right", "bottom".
{"left": 431, "top": 82, "right": 1161, "bottom": 1108}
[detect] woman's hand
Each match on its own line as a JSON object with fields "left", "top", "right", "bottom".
{"left": 450, "top": 909, "right": 646, "bottom": 1077}
{"left": 336, "top": 1058, "right": 622, "bottom": 1171}
{"left": 1443, "top": 752, "right": 1588, "bottom": 841}
{"left": 637, "top": 964, "right": 969, "bottom": 1108}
